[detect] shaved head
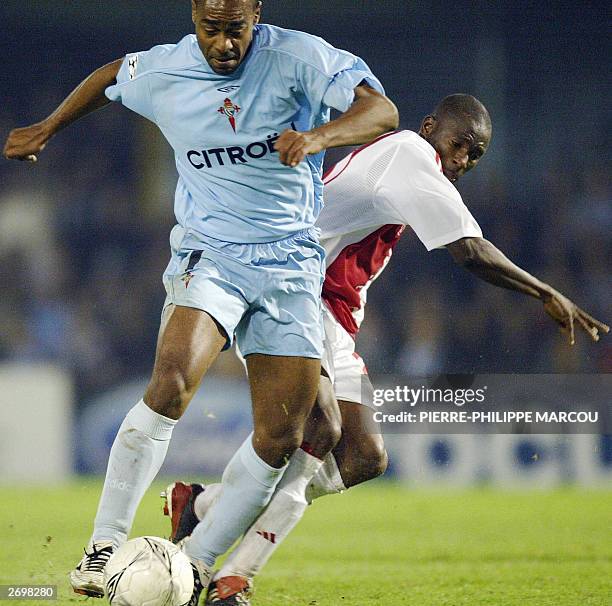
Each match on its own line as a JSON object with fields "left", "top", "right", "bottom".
{"left": 432, "top": 94, "right": 491, "bottom": 134}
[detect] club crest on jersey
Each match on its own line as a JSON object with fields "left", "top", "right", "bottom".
{"left": 218, "top": 98, "right": 241, "bottom": 133}
{"left": 181, "top": 271, "right": 194, "bottom": 289}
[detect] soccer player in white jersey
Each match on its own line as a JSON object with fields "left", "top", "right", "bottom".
{"left": 163, "top": 94, "right": 608, "bottom": 605}
{"left": 3, "top": 1, "right": 398, "bottom": 602}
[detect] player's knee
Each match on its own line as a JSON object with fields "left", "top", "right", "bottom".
{"left": 371, "top": 446, "right": 389, "bottom": 479}
{"left": 145, "top": 359, "right": 195, "bottom": 418}
{"left": 321, "top": 412, "right": 343, "bottom": 453}
{"left": 305, "top": 412, "right": 342, "bottom": 457}
{"left": 304, "top": 377, "right": 342, "bottom": 456}
{"left": 254, "top": 424, "right": 304, "bottom": 462}
{"left": 361, "top": 440, "right": 388, "bottom": 480}
{"left": 275, "top": 427, "right": 304, "bottom": 455}
{"left": 343, "top": 436, "right": 388, "bottom": 486}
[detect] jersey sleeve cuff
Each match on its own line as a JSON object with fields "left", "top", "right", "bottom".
{"left": 423, "top": 226, "right": 483, "bottom": 251}
{"left": 323, "top": 67, "right": 385, "bottom": 112}
{"left": 105, "top": 83, "right": 121, "bottom": 102}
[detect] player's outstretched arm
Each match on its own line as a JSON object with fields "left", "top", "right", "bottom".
{"left": 3, "top": 59, "right": 123, "bottom": 163}
{"left": 447, "top": 237, "right": 609, "bottom": 345}
{"left": 275, "top": 84, "right": 399, "bottom": 167}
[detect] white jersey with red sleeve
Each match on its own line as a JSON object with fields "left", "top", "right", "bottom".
{"left": 319, "top": 129, "right": 482, "bottom": 337}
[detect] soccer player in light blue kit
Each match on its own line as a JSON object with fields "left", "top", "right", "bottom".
{"left": 3, "top": 0, "right": 398, "bottom": 602}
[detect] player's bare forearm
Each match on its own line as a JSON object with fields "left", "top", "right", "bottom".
{"left": 3, "top": 58, "right": 122, "bottom": 162}
{"left": 311, "top": 84, "right": 399, "bottom": 149}
{"left": 448, "top": 237, "right": 550, "bottom": 299}
{"left": 275, "top": 84, "right": 398, "bottom": 167}
{"left": 44, "top": 59, "right": 122, "bottom": 134}
{"left": 447, "top": 237, "right": 609, "bottom": 344}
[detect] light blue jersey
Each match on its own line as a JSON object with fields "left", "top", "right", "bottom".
{"left": 106, "top": 24, "right": 384, "bottom": 245}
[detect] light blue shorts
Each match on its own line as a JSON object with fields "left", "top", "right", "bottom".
{"left": 162, "top": 225, "right": 325, "bottom": 358}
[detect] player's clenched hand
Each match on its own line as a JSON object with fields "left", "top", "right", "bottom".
{"left": 3, "top": 121, "right": 52, "bottom": 162}
{"left": 542, "top": 290, "right": 609, "bottom": 346}
{"left": 275, "top": 129, "right": 326, "bottom": 168}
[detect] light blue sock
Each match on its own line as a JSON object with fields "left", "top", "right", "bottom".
{"left": 92, "top": 400, "right": 177, "bottom": 548}
{"left": 185, "top": 434, "right": 287, "bottom": 566}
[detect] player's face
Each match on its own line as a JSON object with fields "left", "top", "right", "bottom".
{"left": 192, "top": 0, "right": 261, "bottom": 75}
{"left": 421, "top": 116, "right": 490, "bottom": 183}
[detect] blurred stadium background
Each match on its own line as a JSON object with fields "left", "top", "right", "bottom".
{"left": 0, "top": 1, "right": 610, "bottom": 487}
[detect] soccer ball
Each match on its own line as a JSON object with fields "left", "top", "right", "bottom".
{"left": 104, "top": 536, "right": 193, "bottom": 606}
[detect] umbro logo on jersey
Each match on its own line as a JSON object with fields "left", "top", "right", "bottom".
{"left": 217, "top": 85, "right": 240, "bottom": 93}
{"left": 218, "top": 97, "right": 241, "bottom": 133}
{"left": 256, "top": 531, "right": 276, "bottom": 544}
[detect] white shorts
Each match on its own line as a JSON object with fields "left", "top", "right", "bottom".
{"left": 321, "top": 303, "right": 373, "bottom": 407}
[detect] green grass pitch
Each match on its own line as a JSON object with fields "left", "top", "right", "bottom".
{"left": 1, "top": 479, "right": 610, "bottom": 605}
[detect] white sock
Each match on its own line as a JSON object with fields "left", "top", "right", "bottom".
{"left": 216, "top": 447, "right": 324, "bottom": 580}
{"left": 92, "top": 400, "right": 177, "bottom": 549}
{"left": 185, "top": 434, "right": 286, "bottom": 567}
{"left": 305, "top": 452, "right": 346, "bottom": 502}
{"left": 194, "top": 482, "right": 222, "bottom": 521}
